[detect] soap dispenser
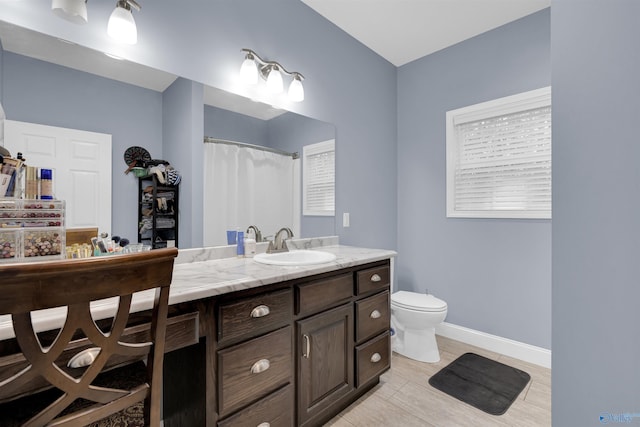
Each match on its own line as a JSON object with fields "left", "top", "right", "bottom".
{"left": 244, "top": 229, "right": 257, "bottom": 258}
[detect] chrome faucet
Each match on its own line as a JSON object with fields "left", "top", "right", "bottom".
{"left": 246, "top": 225, "right": 262, "bottom": 242}
{"left": 268, "top": 227, "right": 294, "bottom": 253}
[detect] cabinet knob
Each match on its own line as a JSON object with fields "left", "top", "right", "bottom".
{"left": 370, "top": 353, "right": 382, "bottom": 363}
{"left": 250, "top": 359, "right": 271, "bottom": 374}
{"left": 371, "top": 273, "right": 382, "bottom": 282}
{"left": 370, "top": 309, "right": 381, "bottom": 319}
{"left": 257, "top": 423, "right": 271, "bottom": 427}
{"left": 251, "top": 305, "right": 270, "bottom": 318}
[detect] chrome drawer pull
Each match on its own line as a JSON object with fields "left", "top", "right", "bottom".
{"left": 370, "top": 273, "right": 382, "bottom": 282}
{"left": 370, "top": 353, "right": 382, "bottom": 363}
{"left": 303, "top": 334, "right": 311, "bottom": 359}
{"left": 370, "top": 309, "right": 381, "bottom": 319}
{"left": 251, "top": 305, "right": 270, "bottom": 318}
{"left": 250, "top": 359, "right": 271, "bottom": 374}
{"left": 257, "top": 423, "right": 271, "bottom": 427}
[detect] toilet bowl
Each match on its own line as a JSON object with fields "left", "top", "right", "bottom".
{"left": 390, "top": 291, "right": 447, "bottom": 363}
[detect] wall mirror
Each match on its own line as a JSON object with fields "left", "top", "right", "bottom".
{"left": 0, "top": 20, "right": 336, "bottom": 248}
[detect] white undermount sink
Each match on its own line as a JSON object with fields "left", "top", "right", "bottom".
{"left": 253, "top": 250, "right": 337, "bottom": 266}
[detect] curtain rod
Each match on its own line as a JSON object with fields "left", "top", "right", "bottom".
{"left": 204, "top": 136, "right": 299, "bottom": 159}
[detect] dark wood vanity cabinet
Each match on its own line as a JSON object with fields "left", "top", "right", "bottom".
{"left": 167, "top": 259, "right": 391, "bottom": 427}
{"left": 294, "top": 260, "right": 391, "bottom": 427}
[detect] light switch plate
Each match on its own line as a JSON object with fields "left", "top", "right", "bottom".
{"left": 343, "top": 212, "right": 350, "bottom": 227}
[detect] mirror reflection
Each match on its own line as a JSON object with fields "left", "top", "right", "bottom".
{"left": 0, "top": 20, "right": 336, "bottom": 248}
{"left": 202, "top": 94, "right": 335, "bottom": 246}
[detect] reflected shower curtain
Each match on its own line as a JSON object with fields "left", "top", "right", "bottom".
{"left": 203, "top": 143, "right": 297, "bottom": 247}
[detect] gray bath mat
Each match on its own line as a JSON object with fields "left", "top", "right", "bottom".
{"left": 428, "top": 352, "right": 530, "bottom": 415}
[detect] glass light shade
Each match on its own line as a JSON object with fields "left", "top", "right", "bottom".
{"left": 107, "top": 5, "right": 137, "bottom": 45}
{"left": 240, "top": 57, "right": 258, "bottom": 85}
{"left": 52, "top": 0, "right": 88, "bottom": 24}
{"left": 288, "top": 77, "right": 304, "bottom": 102}
{"left": 266, "top": 67, "right": 284, "bottom": 94}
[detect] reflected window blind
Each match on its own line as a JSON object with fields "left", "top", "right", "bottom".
{"left": 447, "top": 88, "right": 552, "bottom": 219}
{"left": 303, "top": 139, "right": 335, "bottom": 216}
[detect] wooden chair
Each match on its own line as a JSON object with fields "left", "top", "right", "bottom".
{"left": 0, "top": 247, "right": 178, "bottom": 427}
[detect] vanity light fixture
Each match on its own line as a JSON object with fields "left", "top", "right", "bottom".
{"left": 107, "top": 0, "right": 141, "bottom": 45}
{"left": 51, "top": 0, "right": 88, "bottom": 25}
{"left": 240, "top": 51, "right": 259, "bottom": 84}
{"left": 51, "top": 0, "right": 142, "bottom": 44}
{"left": 240, "top": 48, "right": 305, "bottom": 102}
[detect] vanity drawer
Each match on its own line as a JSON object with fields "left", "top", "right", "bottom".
{"left": 296, "top": 273, "right": 353, "bottom": 316}
{"left": 217, "top": 384, "right": 294, "bottom": 427}
{"left": 218, "top": 326, "right": 292, "bottom": 417}
{"left": 355, "top": 332, "right": 390, "bottom": 388}
{"left": 355, "top": 291, "right": 390, "bottom": 343}
{"left": 218, "top": 288, "right": 292, "bottom": 346}
{"left": 356, "top": 265, "right": 390, "bottom": 295}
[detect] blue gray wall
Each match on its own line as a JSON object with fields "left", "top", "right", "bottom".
{"left": 552, "top": 1, "right": 640, "bottom": 424}
{"left": 397, "top": 10, "right": 551, "bottom": 349}
{"left": 204, "top": 105, "right": 268, "bottom": 144}
{"left": 1, "top": 51, "right": 163, "bottom": 242}
{"left": 162, "top": 78, "right": 204, "bottom": 249}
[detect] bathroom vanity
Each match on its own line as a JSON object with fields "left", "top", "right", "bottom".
{"left": 0, "top": 241, "right": 395, "bottom": 427}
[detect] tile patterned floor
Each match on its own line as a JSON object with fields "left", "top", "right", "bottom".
{"left": 326, "top": 335, "right": 551, "bottom": 427}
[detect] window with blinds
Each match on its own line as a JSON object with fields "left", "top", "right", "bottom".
{"left": 446, "top": 87, "right": 551, "bottom": 219}
{"left": 303, "top": 139, "right": 335, "bottom": 216}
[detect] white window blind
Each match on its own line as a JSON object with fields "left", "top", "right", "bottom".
{"left": 303, "top": 139, "right": 335, "bottom": 216}
{"left": 446, "top": 87, "right": 551, "bottom": 219}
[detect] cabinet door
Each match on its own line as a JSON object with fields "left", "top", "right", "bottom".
{"left": 297, "top": 304, "right": 353, "bottom": 425}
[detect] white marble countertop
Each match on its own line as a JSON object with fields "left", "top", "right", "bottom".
{"left": 0, "top": 238, "right": 396, "bottom": 340}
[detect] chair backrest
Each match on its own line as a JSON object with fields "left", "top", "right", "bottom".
{"left": 0, "top": 247, "right": 178, "bottom": 427}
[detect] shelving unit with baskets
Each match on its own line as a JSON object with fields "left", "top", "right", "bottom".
{"left": 138, "top": 175, "right": 179, "bottom": 249}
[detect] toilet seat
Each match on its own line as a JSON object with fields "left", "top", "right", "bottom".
{"left": 391, "top": 291, "right": 447, "bottom": 312}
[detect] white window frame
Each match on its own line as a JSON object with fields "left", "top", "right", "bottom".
{"left": 446, "top": 87, "right": 552, "bottom": 219}
{"left": 303, "top": 139, "right": 335, "bottom": 217}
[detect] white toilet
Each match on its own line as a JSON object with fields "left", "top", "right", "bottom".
{"left": 390, "top": 291, "right": 448, "bottom": 363}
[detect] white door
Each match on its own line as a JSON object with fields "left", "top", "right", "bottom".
{"left": 3, "top": 120, "right": 112, "bottom": 233}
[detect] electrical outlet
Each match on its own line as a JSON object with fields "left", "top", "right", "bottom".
{"left": 343, "top": 212, "right": 350, "bottom": 227}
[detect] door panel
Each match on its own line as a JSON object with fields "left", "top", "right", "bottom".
{"left": 4, "top": 120, "right": 112, "bottom": 233}
{"left": 297, "top": 303, "right": 353, "bottom": 425}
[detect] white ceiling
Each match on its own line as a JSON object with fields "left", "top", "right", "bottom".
{"left": 303, "top": 0, "right": 550, "bottom": 66}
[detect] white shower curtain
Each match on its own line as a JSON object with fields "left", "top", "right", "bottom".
{"left": 203, "top": 142, "right": 299, "bottom": 247}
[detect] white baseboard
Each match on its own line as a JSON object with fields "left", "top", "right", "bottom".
{"left": 435, "top": 322, "right": 551, "bottom": 369}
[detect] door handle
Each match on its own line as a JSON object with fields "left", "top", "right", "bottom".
{"left": 303, "top": 334, "right": 311, "bottom": 359}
